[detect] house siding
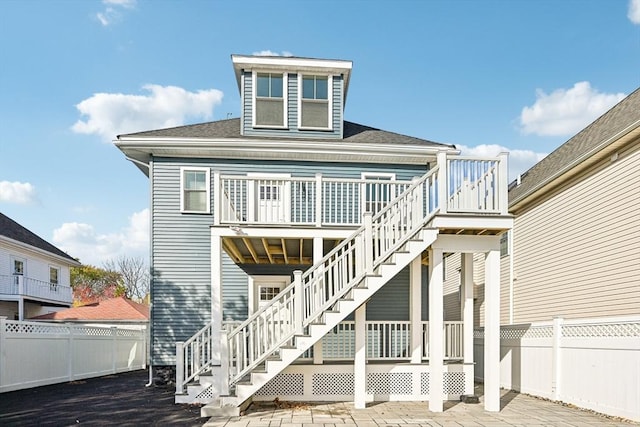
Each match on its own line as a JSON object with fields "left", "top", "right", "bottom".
{"left": 151, "top": 157, "right": 428, "bottom": 364}
{"left": 510, "top": 144, "right": 640, "bottom": 323}
{"left": 241, "top": 71, "right": 344, "bottom": 138}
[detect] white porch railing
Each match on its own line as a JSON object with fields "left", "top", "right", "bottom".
{"left": 304, "top": 320, "right": 463, "bottom": 361}
{"left": 0, "top": 275, "right": 73, "bottom": 304}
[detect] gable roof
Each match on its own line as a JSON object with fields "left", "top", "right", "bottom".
{"left": 509, "top": 88, "right": 640, "bottom": 208}
{"left": 30, "top": 297, "right": 149, "bottom": 322}
{"left": 118, "top": 118, "right": 452, "bottom": 148}
{"left": 0, "top": 212, "right": 80, "bottom": 265}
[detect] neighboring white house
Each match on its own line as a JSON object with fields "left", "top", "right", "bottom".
{"left": 444, "top": 88, "right": 640, "bottom": 421}
{"left": 116, "top": 54, "right": 513, "bottom": 415}
{"left": 0, "top": 212, "right": 80, "bottom": 320}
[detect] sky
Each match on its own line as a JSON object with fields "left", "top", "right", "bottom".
{"left": 1, "top": 0, "right": 639, "bottom": 267}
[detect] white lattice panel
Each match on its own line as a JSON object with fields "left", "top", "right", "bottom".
{"left": 500, "top": 326, "right": 553, "bottom": 339}
{"left": 562, "top": 322, "right": 640, "bottom": 338}
{"left": 420, "top": 372, "right": 430, "bottom": 394}
{"left": 4, "top": 322, "right": 70, "bottom": 335}
{"left": 255, "top": 373, "right": 304, "bottom": 396}
{"left": 196, "top": 384, "right": 215, "bottom": 399}
{"left": 443, "top": 372, "right": 465, "bottom": 394}
{"left": 366, "top": 372, "right": 412, "bottom": 395}
{"left": 312, "top": 373, "right": 354, "bottom": 395}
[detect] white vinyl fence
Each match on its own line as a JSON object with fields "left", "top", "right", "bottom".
{"left": 474, "top": 315, "right": 640, "bottom": 422}
{"left": 0, "top": 318, "right": 147, "bottom": 393}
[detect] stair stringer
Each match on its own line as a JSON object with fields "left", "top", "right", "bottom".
{"left": 215, "top": 228, "right": 439, "bottom": 410}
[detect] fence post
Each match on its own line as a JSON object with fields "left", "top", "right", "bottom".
{"left": 68, "top": 324, "right": 74, "bottom": 381}
{"left": 220, "top": 329, "right": 229, "bottom": 396}
{"left": 294, "top": 270, "right": 304, "bottom": 335}
{"left": 363, "top": 212, "right": 374, "bottom": 275}
{"left": 175, "top": 342, "right": 185, "bottom": 394}
{"left": 315, "top": 173, "right": 323, "bottom": 227}
{"left": 111, "top": 327, "right": 118, "bottom": 373}
{"left": 0, "top": 317, "right": 6, "bottom": 388}
{"left": 437, "top": 151, "right": 448, "bottom": 214}
{"left": 552, "top": 317, "right": 563, "bottom": 401}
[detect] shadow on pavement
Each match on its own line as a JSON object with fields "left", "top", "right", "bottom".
{"left": 0, "top": 370, "right": 206, "bottom": 426}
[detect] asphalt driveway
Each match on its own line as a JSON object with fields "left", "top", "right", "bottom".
{"left": 0, "top": 370, "right": 204, "bottom": 426}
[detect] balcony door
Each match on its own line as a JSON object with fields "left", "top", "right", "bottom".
{"left": 248, "top": 173, "right": 291, "bottom": 223}
{"left": 361, "top": 173, "right": 396, "bottom": 215}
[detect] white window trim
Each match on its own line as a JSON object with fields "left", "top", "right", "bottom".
{"left": 11, "top": 256, "right": 26, "bottom": 276}
{"left": 297, "top": 73, "right": 333, "bottom": 131}
{"left": 180, "top": 167, "right": 211, "bottom": 214}
{"left": 361, "top": 172, "right": 396, "bottom": 215}
{"left": 248, "top": 275, "right": 291, "bottom": 315}
{"left": 49, "top": 265, "right": 60, "bottom": 284}
{"left": 252, "top": 70, "right": 288, "bottom": 129}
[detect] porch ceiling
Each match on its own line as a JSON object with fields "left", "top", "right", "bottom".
{"left": 222, "top": 237, "right": 341, "bottom": 265}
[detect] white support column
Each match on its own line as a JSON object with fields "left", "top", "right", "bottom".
{"left": 428, "top": 247, "right": 444, "bottom": 412}
{"left": 410, "top": 256, "right": 422, "bottom": 364}
{"left": 18, "top": 297, "right": 24, "bottom": 321}
{"left": 354, "top": 303, "right": 367, "bottom": 409}
{"left": 363, "top": 212, "right": 374, "bottom": 275}
{"left": 551, "top": 317, "right": 563, "bottom": 401}
{"left": 498, "top": 153, "right": 509, "bottom": 215}
{"left": 211, "top": 236, "right": 223, "bottom": 363}
{"left": 213, "top": 170, "right": 221, "bottom": 225}
{"left": 315, "top": 173, "right": 323, "bottom": 227}
{"left": 461, "top": 252, "right": 475, "bottom": 396}
{"left": 436, "top": 151, "right": 448, "bottom": 214}
{"left": 484, "top": 249, "right": 501, "bottom": 412}
{"left": 313, "top": 237, "right": 324, "bottom": 364}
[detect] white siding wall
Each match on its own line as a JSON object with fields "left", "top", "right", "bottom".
{"left": 511, "top": 146, "right": 640, "bottom": 322}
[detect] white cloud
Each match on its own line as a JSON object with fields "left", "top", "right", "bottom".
{"left": 629, "top": 0, "right": 640, "bottom": 24}
{"left": 53, "top": 208, "right": 149, "bottom": 266}
{"left": 253, "top": 50, "right": 294, "bottom": 57}
{"left": 519, "top": 82, "right": 626, "bottom": 136}
{"left": 95, "top": 0, "right": 136, "bottom": 26}
{"left": 71, "top": 84, "right": 223, "bottom": 142}
{"left": 457, "top": 144, "right": 547, "bottom": 182}
{"left": 0, "top": 181, "right": 37, "bottom": 205}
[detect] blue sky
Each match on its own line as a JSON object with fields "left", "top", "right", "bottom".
{"left": 1, "top": 0, "right": 639, "bottom": 266}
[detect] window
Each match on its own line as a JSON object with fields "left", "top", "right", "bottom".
{"left": 254, "top": 72, "right": 286, "bottom": 127}
{"left": 500, "top": 232, "right": 509, "bottom": 257}
{"left": 181, "top": 168, "right": 210, "bottom": 213}
{"left": 259, "top": 286, "right": 281, "bottom": 302}
{"left": 248, "top": 276, "right": 290, "bottom": 313}
{"left": 300, "top": 74, "right": 331, "bottom": 129}
{"left": 13, "top": 259, "right": 24, "bottom": 275}
{"left": 49, "top": 266, "right": 59, "bottom": 291}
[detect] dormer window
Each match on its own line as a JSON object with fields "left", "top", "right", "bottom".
{"left": 300, "top": 74, "right": 332, "bottom": 130}
{"left": 254, "top": 72, "right": 287, "bottom": 128}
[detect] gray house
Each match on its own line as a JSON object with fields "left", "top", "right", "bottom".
{"left": 116, "top": 54, "right": 512, "bottom": 414}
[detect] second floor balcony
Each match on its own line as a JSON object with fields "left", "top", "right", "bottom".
{"left": 213, "top": 152, "right": 509, "bottom": 228}
{"left": 0, "top": 274, "right": 73, "bottom": 305}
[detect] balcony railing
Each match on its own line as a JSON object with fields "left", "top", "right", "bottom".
{"left": 213, "top": 152, "right": 508, "bottom": 227}
{"left": 0, "top": 275, "right": 73, "bottom": 304}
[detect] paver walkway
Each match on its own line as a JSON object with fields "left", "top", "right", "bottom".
{"left": 204, "top": 387, "right": 637, "bottom": 427}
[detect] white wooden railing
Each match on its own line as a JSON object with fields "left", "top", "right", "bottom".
{"left": 0, "top": 275, "right": 73, "bottom": 304}
{"left": 304, "top": 320, "right": 463, "bottom": 361}
{"left": 217, "top": 175, "right": 415, "bottom": 226}
{"left": 176, "top": 153, "right": 508, "bottom": 393}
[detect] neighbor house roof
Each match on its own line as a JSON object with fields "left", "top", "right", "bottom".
{"left": 0, "top": 212, "right": 79, "bottom": 265}
{"left": 31, "top": 297, "right": 149, "bottom": 322}
{"left": 509, "top": 88, "right": 640, "bottom": 208}
{"left": 118, "top": 118, "right": 453, "bottom": 148}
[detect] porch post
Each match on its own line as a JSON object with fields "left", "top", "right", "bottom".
{"left": 436, "top": 151, "right": 448, "bottom": 214}
{"left": 354, "top": 302, "right": 367, "bottom": 409}
{"left": 484, "top": 249, "right": 501, "bottom": 412}
{"left": 428, "top": 247, "right": 444, "bottom": 412}
{"left": 461, "top": 252, "right": 474, "bottom": 396}
{"left": 313, "top": 236, "right": 324, "bottom": 364}
{"left": 410, "top": 256, "right": 422, "bottom": 364}
{"left": 211, "top": 235, "right": 223, "bottom": 362}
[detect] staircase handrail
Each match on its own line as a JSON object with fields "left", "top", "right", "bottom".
{"left": 225, "top": 163, "right": 441, "bottom": 385}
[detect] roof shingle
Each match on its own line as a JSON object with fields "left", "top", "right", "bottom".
{"left": 31, "top": 297, "right": 149, "bottom": 321}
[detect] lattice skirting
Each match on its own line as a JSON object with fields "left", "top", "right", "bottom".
{"left": 253, "top": 363, "right": 472, "bottom": 402}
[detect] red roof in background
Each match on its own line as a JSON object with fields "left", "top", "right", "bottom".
{"left": 31, "top": 297, "right": 149, "bottom": 321}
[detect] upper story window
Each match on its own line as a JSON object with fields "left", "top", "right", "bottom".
{"left": 500, "top": 232, "right": 509, "bottom": 257}
{"left": 180, "top": 167, "right": 211, "bottom": 213}
{"left": 300, "top": 74, "right": 331, "bottom": 129}
{"left": 49, "top": 266, "right": 59, "bottom": 290}
{"left": 254, "top": 72, "right": 286, "bottom": 128}
{"left": 13, "top": 259, "right": 24, "bottom": 275}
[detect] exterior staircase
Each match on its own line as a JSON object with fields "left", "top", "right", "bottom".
{"left": 192, "top": 166, "right": 442, "bottom": 416}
